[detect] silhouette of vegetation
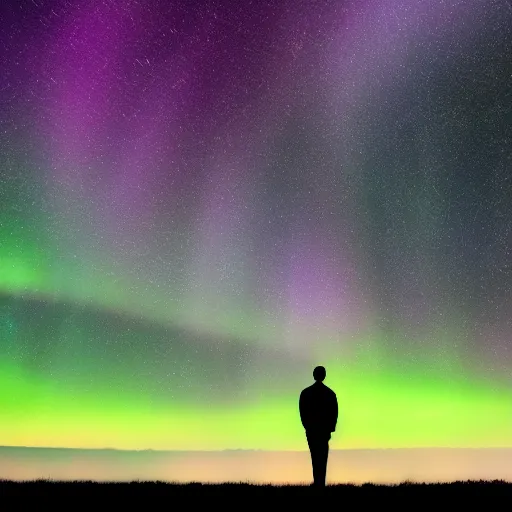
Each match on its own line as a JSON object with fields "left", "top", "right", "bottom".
{"left": 0, "top": 480, "right": 510, "bottom": 505}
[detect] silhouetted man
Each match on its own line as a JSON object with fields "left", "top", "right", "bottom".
{"left": 299, "top": 366, "right": 338, "bottom": 487}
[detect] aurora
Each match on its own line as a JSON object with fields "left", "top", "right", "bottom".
{"left": 0, "top": 0, "right": 511, "bottom": 466}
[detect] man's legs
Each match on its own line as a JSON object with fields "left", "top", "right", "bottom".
{"left": 306, "top": 434, "right": 319, "bottom": 485}
{"left": 306, "top": 432, "right": 330, "bottom": 487}
{"left": 317, "top": 434, "right": 329, "bottom": 486}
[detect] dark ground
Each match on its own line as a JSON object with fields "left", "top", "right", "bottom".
{"left": 0, "top": 480, "right": 511, "bottom": 508}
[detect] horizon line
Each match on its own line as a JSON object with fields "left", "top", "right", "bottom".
{"left": 1, "top": 445, "right": 511, "bottom": 453}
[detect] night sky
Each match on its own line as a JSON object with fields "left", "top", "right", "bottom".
{"left": 0, "top": 0, "right": 511, "bottom": 452}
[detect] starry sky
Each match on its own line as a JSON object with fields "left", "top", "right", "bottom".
{"left": 0, "top": 0, "right": 511, "bottom": 452}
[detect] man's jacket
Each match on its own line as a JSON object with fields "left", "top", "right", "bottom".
{"left": 299, "top": 382, "right": 338, "bottom": 433}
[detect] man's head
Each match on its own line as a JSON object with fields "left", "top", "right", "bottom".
{"left": 313, "top": 366, "right": 326, "bottom": 382}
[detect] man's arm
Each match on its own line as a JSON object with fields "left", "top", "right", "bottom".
{"left": 299, "top": 391, "right": 308, "bottom": 430}
{"left": 331, "top": 392, "right": 338, "bottom": 432}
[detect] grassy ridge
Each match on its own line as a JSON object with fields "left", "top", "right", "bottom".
{"left": 0, "top": 479, "right": 511, "bottom": 506}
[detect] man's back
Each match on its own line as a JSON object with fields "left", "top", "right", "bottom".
{"left": 299, "top": 381, "right": 338, "bottom": 433}
{"left": 300, "top": 366, "right": 338, "bottom": 487}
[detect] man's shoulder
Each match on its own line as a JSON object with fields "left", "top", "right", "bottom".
{"left": 317, "top": 384, "right": 337, "bottom": 399}
{"left": 324, "top": 385, "right": 336, "bottom": 396}
{"left": 300, "top": 384, "right": 316, "bottom": 396}
{"left": 301, "top": 383, "right": 337, "bottom": 397}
